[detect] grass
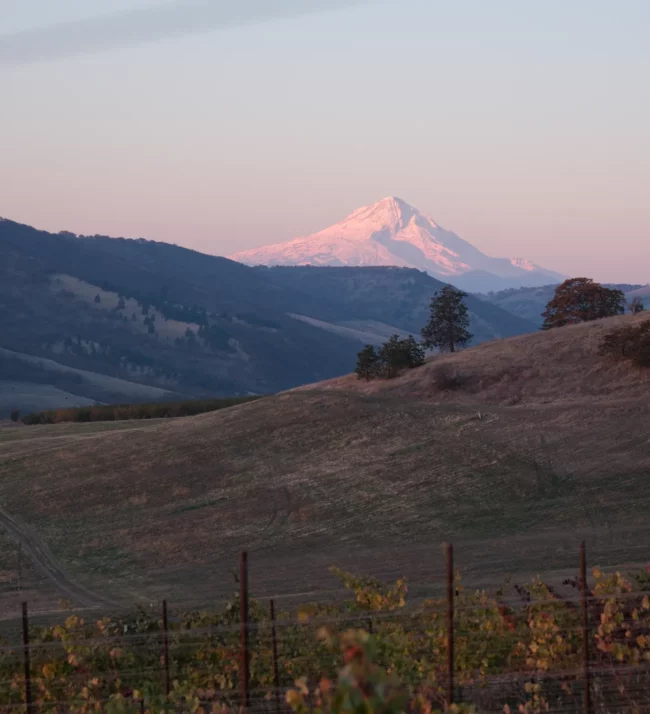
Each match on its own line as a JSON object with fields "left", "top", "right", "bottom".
{"left": 170, "top": 497, "right": 228, "bottom": 515}
{"left": 0, "top": 315, "right": 648, "bottom": 611}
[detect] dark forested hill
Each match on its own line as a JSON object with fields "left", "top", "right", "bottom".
{"left": 255, "top": 266, "right": 536, "bottom": 340}
{"left": 0, "top": 218, "right": 536, "bottom": 415}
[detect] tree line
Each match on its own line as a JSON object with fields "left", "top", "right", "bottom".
{"left": 20, "top": 396, "right": 260, "bottom": 425}
{"left": 355, "top": 286, "right": 473, "bottom": 380}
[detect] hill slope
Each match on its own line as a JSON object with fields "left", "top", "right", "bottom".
{"left": 0, "top": 314, "right": 648, "bottom": 611}
{"left": 0, "top": 218, "right": 535, "bottom": 415}
{"left": 0, "top": 218, "right": 361, "bottom": 402}
{"left": 232, "top": 197, "right": 564, "bottom": 290}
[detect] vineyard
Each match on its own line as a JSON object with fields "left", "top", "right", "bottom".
{"left": 2, "top": 547, "right": 650, "bottom": 713}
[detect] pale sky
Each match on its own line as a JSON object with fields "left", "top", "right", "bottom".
{"left": 1, "top": 0, "right": 649, "bottom": 282}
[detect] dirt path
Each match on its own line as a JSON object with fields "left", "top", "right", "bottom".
{"left": 0, "top": 506, "right": 118, "bottom": 609}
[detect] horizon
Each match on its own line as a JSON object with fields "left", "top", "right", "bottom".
{"left": 1, "top": 0, "right": 649, "bottom": 283}
{"left": 4, "top": 196, "right": 647, "bottom": 288}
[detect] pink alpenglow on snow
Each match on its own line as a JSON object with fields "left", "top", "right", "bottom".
{"left": 230, "top": 197, "right": 564, "bottom": 290}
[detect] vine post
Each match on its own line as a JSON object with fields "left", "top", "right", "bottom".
{"left": 240, "top": 551, "right": 251, "bottom": 714}
{"left": 22, "top": 601, "right": 34, "bottom": 714}
{"left": 270, "top": 599, "right": 281, "bottom": 714}
{"left": 446, "top": 543, "right": 454, "bottom": 709}
{"left": 580, "top": 542, "right": 591, "bottom": 714}
{"left": 162, "top": 600, "right": 170, "bottom": 697}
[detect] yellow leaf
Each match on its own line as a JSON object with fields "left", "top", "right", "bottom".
{"left": 286, "top": 691, "right": 302, "bottom": 707}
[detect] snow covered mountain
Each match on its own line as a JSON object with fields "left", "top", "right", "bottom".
{"left": 230, "top": 197, "right": 564, "bottom": 291}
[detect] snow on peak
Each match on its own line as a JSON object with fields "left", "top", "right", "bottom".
{"left": 230, "top": 198, "right": 561, "bottom": 287}
{"left": 347, "top": 197, "right": 436, "bottom": 231}
{"left": 510, "top": 257, "right": 536, "bottom": 272}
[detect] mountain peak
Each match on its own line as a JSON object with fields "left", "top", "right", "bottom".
{"left": 345, "top": 196, "right": 431, "bottom": 233}
{"left": 230, "top": 198, "right": 563, "bottom": 289}
{"left": 377, "top": 196, "right": 413, "bottom": 210}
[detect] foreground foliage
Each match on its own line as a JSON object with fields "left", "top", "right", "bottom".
{"left": 3, "top": 566, "right": 650, "bottom": 713}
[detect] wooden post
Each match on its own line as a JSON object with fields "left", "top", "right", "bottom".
{"left": 240, "top": 552, "right": 250, "bottom": 714}
{"left": 162, "top": 600, "right": 170, "bottom": 697}
{"left": 270, "top": 599, "right": 281, "bottom": 714}
{"left": 580, "top": 542, "right": 591, "bottom": 714}
{"left": 446, "top": 544, "right": 454, "bottom": 709}
{"left": 17, "top": 543, "right": 23, "bottom": 590}
{"left": 22, "top": 602, "right": 34, "bottom": 714}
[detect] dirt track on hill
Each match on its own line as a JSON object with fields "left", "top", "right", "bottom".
{"left": 0, "top": 506, "right": 117, "bottom": 609}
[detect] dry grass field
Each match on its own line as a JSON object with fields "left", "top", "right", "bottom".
{"left": 0, "top": 314, "right": 649, "bottom": 617}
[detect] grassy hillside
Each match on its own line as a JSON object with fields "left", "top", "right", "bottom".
{"left": 0, "top": 314, "right": 648, "bottom": 611}
{"left": 0, "top": 219, "right": 536, "bottom": 415}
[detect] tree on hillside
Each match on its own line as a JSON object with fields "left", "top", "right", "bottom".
{"left": 629, "top": 296, "right": 645, "bottom": 315}
{"left": 94, "top": 294, "right": 101, "bottom": 304}
{"left": 117, "top": 297, "right": 126, "bottom": 310}
{"left": 403, "top": 335, "right": 426, "bottom": 368}
{"left": 355, "top": 344, "right": 379, "bottom": 381}
{"left": 421, "top": 286, "right": 472, "bottom": 353}
{"left": 379, "top": 334, "right": 425, "bottom": 378}
{"left": 356, "top": 336, "right": 425, "bottom": 380}
{"left": 541, "top": 278, "right": 625, "bottom": 330}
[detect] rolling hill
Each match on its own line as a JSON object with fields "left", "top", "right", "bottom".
{"left": 0, "top": 217, "right": 535, "bottom": 416}
{"left": 0, "top": 313, "right": 648, "bottom": 614}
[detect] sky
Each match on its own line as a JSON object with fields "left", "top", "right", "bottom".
{"left": 1, "top": 0, "right": 649, "bottom": 283}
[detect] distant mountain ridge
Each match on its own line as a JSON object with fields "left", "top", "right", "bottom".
{"left": 231, "top": 197, "right": 565, "bottom": 291}
{"left": 0, "top": 217, "right": 536, "bottom": 415}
